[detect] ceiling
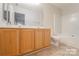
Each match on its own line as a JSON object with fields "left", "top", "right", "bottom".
{"left": 15, "top": 3, "right": 79, "bottom": 10}
{"left": 52, "top": 3, "right": 79, "bottom": 10}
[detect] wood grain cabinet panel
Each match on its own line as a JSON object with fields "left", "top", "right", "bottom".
{"left": 35, "top": 29, "right": 44, "bottom": 49}
{"left": 0, "top": 29, "right": 19, "bottom": 56}
{"left": 35, "top": 29, "right": 51, "bottom": 49}
{"left": 0, "top": 30, "right": 5, "bottom": 56}
{"left": 43, "top": 29, "right": 51, "bottom": 47}
{"left": 19, "top": 29, "right": 34, "bottom": 54}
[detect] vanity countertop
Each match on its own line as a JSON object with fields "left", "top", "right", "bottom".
{"left": 0, "top": 25, "right": 51, "bottom": 29}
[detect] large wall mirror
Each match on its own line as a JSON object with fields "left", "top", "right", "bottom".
{"left": 2, "top": 3, "right": 42, "bottom": 26}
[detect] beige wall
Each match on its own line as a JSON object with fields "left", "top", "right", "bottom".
{"left": 41, "top": 4, "right": 62, "bottom": 36}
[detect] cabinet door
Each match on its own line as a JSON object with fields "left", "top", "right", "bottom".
{"left": 19, "top": 29, "right": 34, "bottom": 54}
{"left": 0, "top": 30, "right": 5, "bottom": 56}
{"left": 43, "top": 29, "right": 51, "bottom": 47}
{"left": 0, "top": 29, "right": 19, "bottom": 56}
{"left": 35, "top": 29, "right": 43, "bottom": 49}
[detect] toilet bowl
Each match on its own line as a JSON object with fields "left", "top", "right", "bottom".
{"left": 51, "top": 34, "right": 60, "bottom": 47}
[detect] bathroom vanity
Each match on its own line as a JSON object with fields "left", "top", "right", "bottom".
{"left": 0, "top": 27, "right": 51, "bottom": 56}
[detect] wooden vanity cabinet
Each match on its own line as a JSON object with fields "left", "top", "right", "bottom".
{"left": 0, "top": 29, "right": 19, "bottom": 56}
{"left": 0, "top": 28, "right": 50, "bottom": 56}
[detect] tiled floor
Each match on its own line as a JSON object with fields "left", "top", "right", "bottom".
{"left": 24, "top": 43, "right": 79, "bottom": 56}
